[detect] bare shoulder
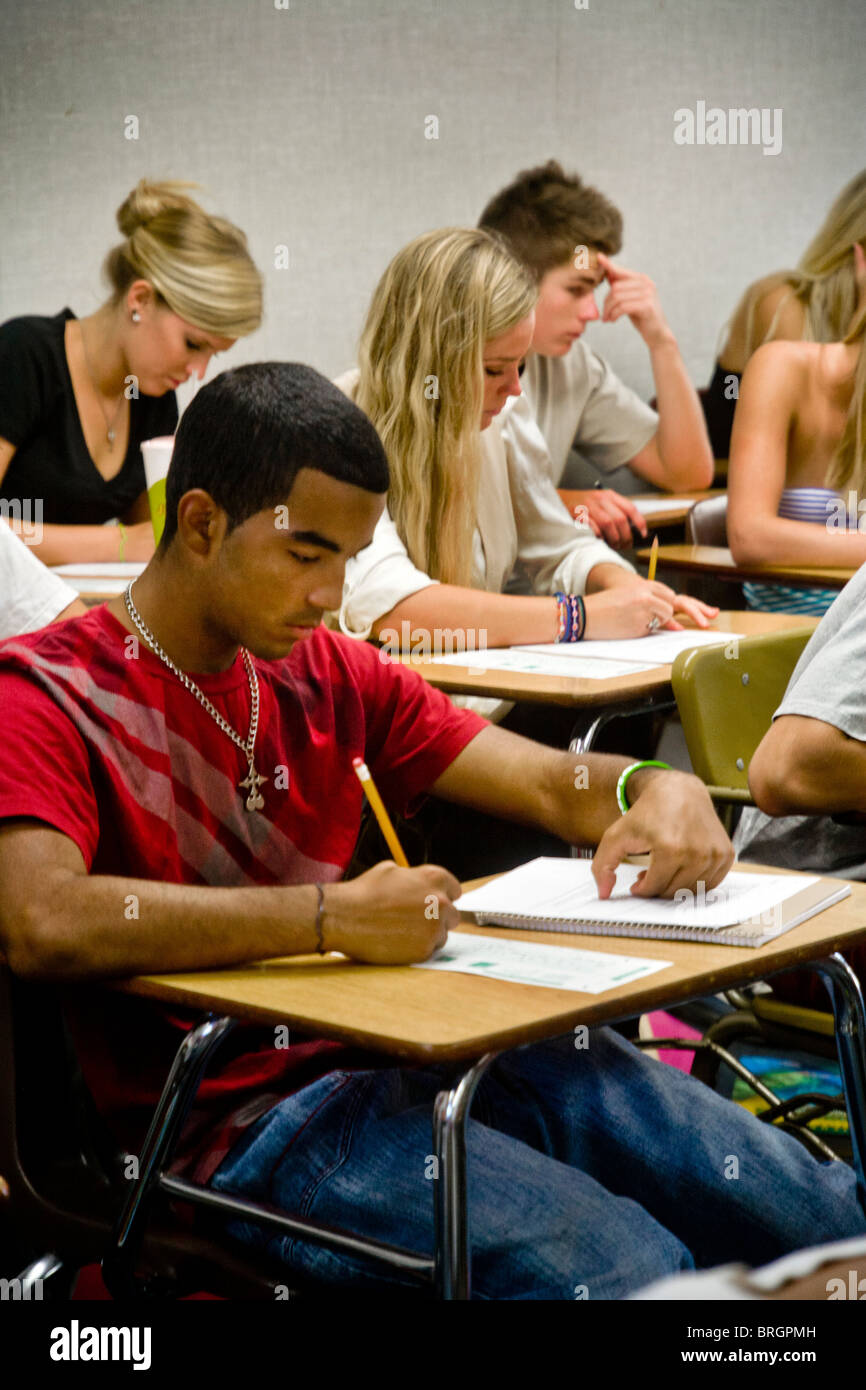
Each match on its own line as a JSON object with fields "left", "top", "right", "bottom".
{"left": 742, "top": 339, "right": 812, "bottom": 390}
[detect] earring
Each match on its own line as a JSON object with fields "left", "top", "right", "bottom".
{"left": 131, "top": 310, "right": 141, "bottom": 323}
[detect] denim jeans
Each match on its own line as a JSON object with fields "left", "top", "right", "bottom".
{"left": 209, "top": 1027, "right": 864, "bottom": 1300}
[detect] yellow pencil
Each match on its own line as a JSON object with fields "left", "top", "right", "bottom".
{"left": 352, "top": 757, "right": 409, "bottom": 867}
{"left": 647, "top": 534, "right": 659, "bottom": 584}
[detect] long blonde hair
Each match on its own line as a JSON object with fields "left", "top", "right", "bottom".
{"left": 355, "top": 228, "right": 536, "bottom": 585}
{"left": 825, "top": 307, "right": 866, "bottom": 493}
{"left": 741, "top": 169, "right": 866, "bottom": 354}
{"left": 102, "top": 179, "right": 263, "bottom": 338}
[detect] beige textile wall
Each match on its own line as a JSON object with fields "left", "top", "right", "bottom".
{"left": 1, "top": 0, "right": 864, "bottom": 411}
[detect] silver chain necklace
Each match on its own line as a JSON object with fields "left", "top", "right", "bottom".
{"left": 79, "top": 320, "right": 127, "bottom": 446}
{"left": 124, "top": 580, "right": 267, "bottom": 812}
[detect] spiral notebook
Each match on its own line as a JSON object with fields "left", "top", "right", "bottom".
{"left": 455, "top": 859, "right": 850, "bottom": 948}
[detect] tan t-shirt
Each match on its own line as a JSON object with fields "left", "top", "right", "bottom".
{"left": 518, "top": 343, "right": 658, "bottom": 487}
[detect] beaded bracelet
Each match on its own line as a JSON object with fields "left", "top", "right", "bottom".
{"left": 554, "top": 591, "right": 586, "bottom": 643}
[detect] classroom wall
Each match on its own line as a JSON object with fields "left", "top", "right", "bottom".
{"left": 1, "top": 0, "right": 863, "bottom": 413}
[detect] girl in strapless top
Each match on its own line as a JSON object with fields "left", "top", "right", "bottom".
{"left": 728, "top": 252, "right": 866, "bottom": 614}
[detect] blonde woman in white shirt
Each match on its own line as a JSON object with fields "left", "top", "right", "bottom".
{"left": 338, "top": 227, "right": 715, "bottom": 649}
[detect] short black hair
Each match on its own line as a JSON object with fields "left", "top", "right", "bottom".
{"left": 159, "top": 361, "right": 389, "bottom": 548}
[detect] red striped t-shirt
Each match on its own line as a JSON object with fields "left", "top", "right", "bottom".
{"left": 0, "top": 606, "right": 486, "bottom": 1174}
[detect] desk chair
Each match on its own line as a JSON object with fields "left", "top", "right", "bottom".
{"left": 669, "top": 628, "right": 855, "bottom": 1152}
{"left": 0, "top": 963, "right": 314, "bottom": 1300}
{"left": 685, "top": 494, "right": 728, "bottom": 547}
{"left": 683, "top": 494, "right": 735, "bottom": 608}
{"left": 670, "top": 626, "right": 813, "bottom": 831}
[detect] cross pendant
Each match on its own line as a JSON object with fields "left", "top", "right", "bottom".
{"left": 239, "top": 761, "right": 267, "bottom": 812}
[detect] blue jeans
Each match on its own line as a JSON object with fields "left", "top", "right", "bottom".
{"left": 210, "top": 1027, "right": 864, "bottom": 1300}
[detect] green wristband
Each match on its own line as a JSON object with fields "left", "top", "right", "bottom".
{"left": 616, "top": 760, "right": 672, "bottom": 815}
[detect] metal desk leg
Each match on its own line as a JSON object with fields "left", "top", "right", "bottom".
{"left": 432, "top": 1052, "right": 498, "bottom": 1300}
{"left": 568, "top": 696, "right": 677, "bottom": 756}
{"left": 810, "top": 954, "right": 866, "bottom": 1216}
{"left": 103, "top": 1013, "right": 236, "bottom": 1296}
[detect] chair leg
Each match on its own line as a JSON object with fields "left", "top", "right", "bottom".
{"left": 432, "top": 1052, "right": 497, "bottom": 1300}
{"left": 11, "top": 1252, "right": 72, "bottom": 1300}
{"left": 806, "top": 954, "right": 866, "bottom": 1215}
{"left": 638, "top": 1035, "right": 840, "bottom": 1162}
{"left": 102, "top": 1013, "right": 236, "bottom": 1298}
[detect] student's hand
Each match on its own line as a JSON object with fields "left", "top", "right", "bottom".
{"left": 123, "top": 521, "right": 157, "bottom": 562}
{"left": 583, "top": 579, "right": 717, "bottom": 638}
{"left": 323, "top": 861, "right": 460, "bottom": 964}
{"left": 592, "top": 768, "right": 734, "bottom": 901}
{"left": 596, "top": 253, "right": 676, "bottom": 351}
{"left": 569, "top": 488, "right": 649, "bottom": 547}
{"left": 656, "top": 586, "right": 719, "bottom": 631}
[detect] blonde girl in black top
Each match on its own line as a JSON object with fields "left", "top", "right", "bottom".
{"left": 0, "top": 179, "right": 263, "bottom": 564}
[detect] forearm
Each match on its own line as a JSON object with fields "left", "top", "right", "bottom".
{"left": 750, "top": 718, "right": 866, "bottom": 817}
{"left": 727, "top": 511, "right": 866, "bottom": 569}
{"left": 433, "top": 728, "right": 661, "bottom": 846}
{"left": 13, "top": 872, "right": 322, "bottom": 981}
{"left": 23, "top": 523, "right": 127, "bottom": 566}
{"left": 649, "top": 339, "right": 715, "bottom": 488}
{"left": 373, "top": 585, "right": 559, "bottom": 647}
{"left": 431, "top": 726, "right": 732, "bottom": 897}
{"left": 585, "top": 562, "right": 636, "bottom": 594}
{"left": 536, "top": 753, "right": 670, "bottom": 845}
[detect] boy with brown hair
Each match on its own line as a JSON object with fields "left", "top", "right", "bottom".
{"left": 480, "top": 161, "right": 714, "bottom": 548}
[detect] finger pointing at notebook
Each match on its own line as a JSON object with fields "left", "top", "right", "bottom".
{"left": 592, "top": 769, "right": 734, "bottom": 902}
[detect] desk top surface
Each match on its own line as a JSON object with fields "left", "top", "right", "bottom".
{"left": 113, "top": 865, "right": 866, "bottom": 1063}
{"left": 636, "top": 544, "right": 856, "bottom": 588}
{"left": 401, "top": 610, "right": 818, "bottom": 707}
{"left": 558, "top": 488, "right": 725, "bottom": 530}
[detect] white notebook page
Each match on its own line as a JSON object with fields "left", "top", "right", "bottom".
{"left": 456, "top": 859, "right": 817, "bottom": 931}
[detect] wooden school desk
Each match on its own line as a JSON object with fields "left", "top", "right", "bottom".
{"left": 635, "top": 545, "right": 856, "bottom": 591}
{"left": 50, "top": 563, "right": 145, "bottom": 605}
{"left": 401, "top": 609, "right": 818, "bottom": 753}
{"left": 104, "top": 862, "right": 866, "bottom": 1299}
{"left": 559, "top": 488, "right": 725, "bottom": 531}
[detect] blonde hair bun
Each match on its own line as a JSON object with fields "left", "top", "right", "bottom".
{"left": 116, "top": 178, "right": 203, "bottom": 237}
{"left": 103, "top": 178, "right": 263, "bottom": 338}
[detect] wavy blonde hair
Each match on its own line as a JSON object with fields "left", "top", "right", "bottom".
{"left": 740, "top": 168, "right": 866, "bottom": 354}
{"left": 102, "top": 179, "right": 263, "bottom": 338}
{"left": 825, "top": 307, "right": 866, "bottom": 494}
{"left": 355, "top": 228, "right": 537, "bottom": 586}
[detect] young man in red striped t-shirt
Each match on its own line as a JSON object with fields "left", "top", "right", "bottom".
{"left": 0, "top": 362, "right": 860, "bottom": 1299}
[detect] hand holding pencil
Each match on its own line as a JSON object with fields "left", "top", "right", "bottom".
{"left": 316, "top": 756, "right": 460, "bottom": 964}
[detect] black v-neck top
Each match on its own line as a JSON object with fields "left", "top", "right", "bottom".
{"left": 0, "top": 308, "right": 178, "bottom": 524}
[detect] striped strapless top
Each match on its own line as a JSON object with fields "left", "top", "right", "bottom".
{"left": 743, "top": 487, "right": 850, "bottom": 617}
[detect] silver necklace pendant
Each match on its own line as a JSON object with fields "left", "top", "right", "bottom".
{"left": 239, "top": 760, "right": 267, "bottom": 812}
{"left": 124, "top": 580, "right": 268, "bottom": 815}
{"left": 107, "top": 427, "right": 115, "bottom": 444}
